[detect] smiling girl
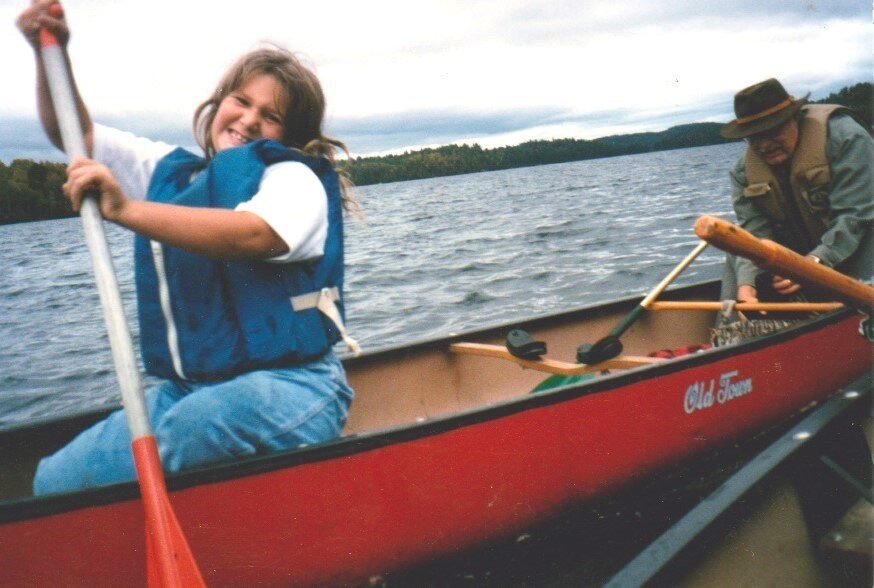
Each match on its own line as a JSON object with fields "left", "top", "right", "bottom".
{"left": 18, "top": 0, "right": 359, "bottom": 494}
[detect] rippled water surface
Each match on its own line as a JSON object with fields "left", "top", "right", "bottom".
{"left": 0, "top": 142, "right": 743, "bottom": 429}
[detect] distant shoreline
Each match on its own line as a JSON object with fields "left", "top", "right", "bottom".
{"left": 347, "top": 122, "right": 734, "bottom": 186}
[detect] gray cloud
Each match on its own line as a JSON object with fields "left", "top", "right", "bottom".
{"left": 330, "top": 106, "right": 699, "bottom": 155}
{"left": 330, "top": 73, "right": 864, "bottom": 154}
{"left": 0, "top": 115, "right": 199, "bottom": 164}
{"left": 0, "top": 118, "right": 63, "bottom": 163}
{"left": 492, "top": 1, "right": 870, "bottom": 49}
{"left": 1, "top": 72, "right": 864, "bottom": 164}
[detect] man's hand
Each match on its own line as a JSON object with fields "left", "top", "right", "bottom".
{"left": 737, "top": 284, "right": 758, "bottom": 304}
{"left": 772, "top": 256, "right": 821, "bottom": 296}
{"left": 771, "top": 273, "right": 802, "bottom": 296}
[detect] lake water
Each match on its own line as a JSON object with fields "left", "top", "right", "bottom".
{"left": 0, "top": 142, "right": 743, "bottom": 430}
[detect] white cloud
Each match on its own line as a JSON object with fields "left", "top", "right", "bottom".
{"left": 0, "top": 0, "right": 869, "bottom": 159}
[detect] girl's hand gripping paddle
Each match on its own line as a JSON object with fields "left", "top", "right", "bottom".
{"left": 39, "top": 4, "right": 204, "bottom": 586}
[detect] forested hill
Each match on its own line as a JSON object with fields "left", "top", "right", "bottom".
{"left": 0, "top": 159, "right": 70, "bottom": 225}
{"left": 2, "top": 82, "right": 870, "bottom": 225}
{"left": 347, "top": 122, "right": 731, "bottom": 185}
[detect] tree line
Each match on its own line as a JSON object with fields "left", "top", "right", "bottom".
{"left": 2, "top": 82, "right": 870, "bottom": 225}
{"left": 346, "top": 122, "right": 733, "bottom": 185}
{"left": 0, "top": 158, "right": 70, "bottom": 225}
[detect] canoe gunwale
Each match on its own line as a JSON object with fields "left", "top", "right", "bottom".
{"left": 0, "top": 291, "right": 862, "bottom": 525}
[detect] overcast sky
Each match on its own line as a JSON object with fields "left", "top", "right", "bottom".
{"left": 0, "top": 0, "right": 870, "bottom": 163}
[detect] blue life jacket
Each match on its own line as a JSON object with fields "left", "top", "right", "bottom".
{"left": 134, "top": 139, "right": 346, "bottom": 381}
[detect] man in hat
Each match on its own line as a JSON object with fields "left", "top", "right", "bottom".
{"left": 718, "top": 77, "right": 874, "bottom": 306}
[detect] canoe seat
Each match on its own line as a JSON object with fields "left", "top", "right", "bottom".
{"left": 448, "top": 342, "right": 662, "bottom": 376}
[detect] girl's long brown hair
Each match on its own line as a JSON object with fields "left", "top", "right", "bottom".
{"left": 193, "top": 45, "right": 360, "bottom": 215}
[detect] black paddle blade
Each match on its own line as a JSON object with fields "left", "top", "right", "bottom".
{"left": 576, "top": 335, "right": 623, "bottom": 364}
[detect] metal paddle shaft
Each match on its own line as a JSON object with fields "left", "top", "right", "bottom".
{"left": 39, "top": 33, "right": 150, "bottom": 441}
{"left": 577, "top": 240, "right": 708, "bottom": 364}
{"left": 39, "top": 5, "right": 204, "bottom": 586}
{"left": 695, "top": 215, "right": 874, "bottom": 312}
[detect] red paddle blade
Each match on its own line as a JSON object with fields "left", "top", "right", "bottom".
{"left": 132, "top": 437, "right": 205, "bottom": 588}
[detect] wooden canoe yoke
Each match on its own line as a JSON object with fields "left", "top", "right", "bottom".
{"left": 448, "top": 342, "right": 662, "bottom": 376}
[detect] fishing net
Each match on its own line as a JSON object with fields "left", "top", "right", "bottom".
{"left": 709, "top": 317, "right": 801, "bottom": 347}
{"left": 710, "top": 273, "right": 823, "bottom": 346}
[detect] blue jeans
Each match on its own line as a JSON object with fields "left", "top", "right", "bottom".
{"left": 33, "top": 353, "right": 353, "bottom": 495}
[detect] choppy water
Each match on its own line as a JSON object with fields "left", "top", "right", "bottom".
{"left": 0, "top": 142, "right": 742, "bottom": 429}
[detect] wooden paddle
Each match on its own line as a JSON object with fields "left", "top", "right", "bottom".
{"left": 576, "top": 240, "right": 708, "bottom": 364}
{"left": 39, "top": 4, "right": 204, "bottom": 586}
{"left": 694, "top": 215, "right": 874, "bottom": 312}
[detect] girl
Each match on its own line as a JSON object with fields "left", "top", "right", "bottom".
{"left": 18, "top": 0, "right": 358, "bottom": 495}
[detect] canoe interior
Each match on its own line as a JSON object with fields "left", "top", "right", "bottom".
{"left": 343, "top": 281, "right": 719, "bottom": 434}
{"left": 0, "top": 281, "right": 720, "bottom": 500}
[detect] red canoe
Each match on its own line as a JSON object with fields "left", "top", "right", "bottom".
{"left": 0, "top": 280, "right": 870, "bottom": 586}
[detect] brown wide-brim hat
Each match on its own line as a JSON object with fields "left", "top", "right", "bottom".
{"left": 720, "top": 78, "right": 809, "bottom": 139}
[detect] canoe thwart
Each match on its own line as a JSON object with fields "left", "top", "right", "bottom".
{"left": 448, "top": 342, "right": 662, "bottom": 375}
{"left": 649, "top": 301, "right": 844, "bottom": 312}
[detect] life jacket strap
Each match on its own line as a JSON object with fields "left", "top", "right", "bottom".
{"left": 290, "top": 287, "right": 361, "bottom": 356}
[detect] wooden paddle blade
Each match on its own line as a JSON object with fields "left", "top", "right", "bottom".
{"left": 132, "top": 437, "right": 205, "bottom": 588}
{"left": 695, "top": 216, "right": 874, "bottom": 312}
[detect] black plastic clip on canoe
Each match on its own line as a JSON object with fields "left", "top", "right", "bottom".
{"left": 506, "top": 329, "right": 547, "bottom": 360}
{"left": 577, "top": 241, "right": 708, "bottom": 364}
{"left": 576, "top": 308, "right": 641, "bottom": 364}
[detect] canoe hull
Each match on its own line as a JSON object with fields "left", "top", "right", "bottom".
{"left": 0, "top": 303, "right": 869, "bottom": 586}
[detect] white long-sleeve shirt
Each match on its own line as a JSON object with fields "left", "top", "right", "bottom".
{"left": 92, "top": 123, "right": 328, "bottom": 263}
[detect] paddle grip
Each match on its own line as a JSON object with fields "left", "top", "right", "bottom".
{"left": 38, "top": 3, "right": 64, "bottom": 49}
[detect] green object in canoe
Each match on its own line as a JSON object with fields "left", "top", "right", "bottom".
{"left": 531, "top": 373, "right": 595, "bottom": 393}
